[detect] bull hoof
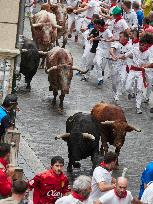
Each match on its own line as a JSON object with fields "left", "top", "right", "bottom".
{"left": 58, "top": 107, "right": 64, "bottom": 113}
{"left": 73, "top": 162, "right": 81, "bottom": 168}
{"left": 51, "top": 100, "right": 56, "bottom": 107}
{"left": 26, "top": 85, "right": 31, "bottom": 91}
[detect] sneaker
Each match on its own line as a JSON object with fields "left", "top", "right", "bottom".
{"left": 131, "top": 93, "right": 136, "bottom": 98}
{"left": 143, "top": 97, "right": 149, "bottom": 103}
{"left": 76, "top": 72, "right": 81, "bottom": 76}
{"left": 97, "top": 79, "right": 104, "bottom": 86}
{"left": 75, "top": 35, "right": 78, "bottom": 42}
{"left": 81, "top": 76, "right": 88, "bottom": 81}
{"left": 150, "top": 107, "right": 153, "bottom": 113}
{"left": 68, "top": 34, "right": 72, "bottom": 38}
{"left": 114, "top": 94, "right": 119, "bottom": 101}
{"left": 128, "top": 94, "right": 132, "bottom": 100}
{"left": 136, "top": 108, "right": 142, "bottom": 114}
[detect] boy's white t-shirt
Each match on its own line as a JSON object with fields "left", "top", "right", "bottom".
{"left": 88, "top": 166, "right": 112, "bottom": 203}
{"left": 99, "top": 189, "right": 133, "bottom": 204}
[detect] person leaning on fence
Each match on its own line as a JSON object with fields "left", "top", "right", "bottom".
{"left": 0, "top": 180, "right": 28, "bottom": 204}
{"left": 0, "top": 143, "right": 15, "bottom": 199}
{"left": 55, "top": 175, "right": 92, "bottom": 204}
{"left": 0, "top": 94, "right": 19, "bottom": 143}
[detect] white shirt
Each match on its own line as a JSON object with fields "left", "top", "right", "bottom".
{"left": 141, "top": 182, "right": 153, "bottom": 204}
{"left": 88, "top": 166, "right": 112, "bottom": 203}
{"left": 110, "top": 19, "right": 129, "bottom": 40}
{"left": 98, "top": 28, "right": 113, "bottom": 50}
{"left": 55, "top": 194, "right": 87, "bottom": 204}
{"left": 67, "top": 0, "right": 79, "bottom": 8}
{"left": 125, "top": 47, "right": 153, "bottom": 67}
{"left": 86, "top": 0, "right": 99, "bottom": 18}
{"left": 99, "top": 189, "right": 133, "bottom": 204}
{"left": 123, "top": 9, "right": 138, "bottom": 30}
{"left": 111, "top": 41, "right": 133, "bottom": 66}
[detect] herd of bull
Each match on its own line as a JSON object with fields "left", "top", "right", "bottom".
{"left": 18, "top": 3, "right": 141, "bottom": 172}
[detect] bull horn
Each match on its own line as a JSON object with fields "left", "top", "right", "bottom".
{"left": 55, "top": 133, "right": 70, "bottom": 140}
{"left": 72, "top": 66, "right": 89, "bottom": 74}
{"left": 45, "top": 66, "right": 58, "bottom": 74}
{"left": 127, "top": 124, "right": 141, "bottom": 132}
{"left": 38, "top": 51, "right": 48, "bottom": 55}
{"left": 32, "top": 23, "right": 43, "bottom": 27}
{"left": 82, "top": 133, "right": 95, "bottom": 140}
{"left": 101, "top": 120, "right": 115, "bottom": 125}
{"left": 21, "top": 49, "right": 28, "bottom": 53}
{"left": 54, "top": 25, "right": 62, "bottom": 29}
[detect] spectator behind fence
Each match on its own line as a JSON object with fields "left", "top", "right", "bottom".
{"left": 0, "top": 94, "right": 19, "bottom": 142}
{"left": 88, "top": 151, "right": 117, "bottom": 203}
{"left": 29, "top": 156, "right": 71, "bottom": 204}
{"left": 0, "top": 143, "right": 15, "bottom": 199}
{"left": 55, "top": 175, "right": 92, "bottom": 204}
{"left": 0, "top": 180, "right": 28, "bottom": 204}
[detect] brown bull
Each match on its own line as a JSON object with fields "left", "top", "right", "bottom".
{"left": 45, "top": 47, "right": 88, "bottom": 111}
{"left": 91, "top": 102, "right": 141, "bottom": 164}
{"left": 50, "top": 3, "right": 68, "bottom": 48}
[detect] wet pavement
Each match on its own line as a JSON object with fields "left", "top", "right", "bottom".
{"left": 16, "top": 15, "right": 153, "bottom": 197}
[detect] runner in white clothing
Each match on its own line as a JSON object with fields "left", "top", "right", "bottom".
{"left": 120, "top": 33, "right": 153, "bottom": 114}
{"left": 88, "top": 152, "right": 117, "bottom": 203}
{"left": 93, "top": 19, "right": 113, "bottom": 85}
{"left": 94, "top": 177, "right": 133, "bottom": 204}
{"left": 55, "top": 175, "right": 91, "bottom": 204}
{"left": 122, "top": 1, "right": 138, "bottom": 30}
{"left": 141, "top": 182, "right": 153, "bottom": 204}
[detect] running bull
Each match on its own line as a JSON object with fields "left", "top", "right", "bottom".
{"left": 20, "top": 38, "right": 41, "bottom": 90}
{"left": 45, "top": 47, "right": 87, "bottom": 111}
{"left": 55, "top": 112, "right": 101, "bottom": 172}
{"left": 91, "top": 102, "right": 141, "bottom": 164}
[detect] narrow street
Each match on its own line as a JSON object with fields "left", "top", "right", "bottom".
{"left": 16, "top": 15, "right": 153, "bottom": 197}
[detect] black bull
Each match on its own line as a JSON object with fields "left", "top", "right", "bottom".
{"left": 55, "top": 112, "right": 101, "bottom": 172}
{"left": 20, "top": 38, "right": 40, "bottom": 90}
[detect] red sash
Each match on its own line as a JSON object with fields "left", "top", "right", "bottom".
{"left": 130, "top": 66, "right": 148, "bottom": 88}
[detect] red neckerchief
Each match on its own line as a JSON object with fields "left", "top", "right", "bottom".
{"left": 114, "top": 187, "right": 127, "bottom": 199}
{"left": 130, "top": 66, "right": 148, "bottom": 88}
{"left": 0, "top": 157, "right": 8, "bottom": 169}
{"left": 115, "top": 15, "right": 123, "bottom": 24}
{"left": 99, "top": 26, "right": 107, "bottom": 32}
{"left": 139, "top": 43, "right": 152, "bottom": 53}
{"left": 110, "top": 3, "right": 117, "bottom": 7}
{"left": 71, "top": 192, "right": 86, "bottom": 202}
{"left": 120, "top": 39, "right": 128, "bottom": 46}
{"left": 100, "top": 161, "right": 110, "bottom": 171}
{"left": 132, "top": 39, "right": 139, "bottom": 44}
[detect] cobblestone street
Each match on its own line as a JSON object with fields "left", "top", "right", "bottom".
{"left": 16, "top": 16, "right": 153, "bottom": 197}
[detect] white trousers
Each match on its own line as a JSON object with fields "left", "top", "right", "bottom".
{"left": 109, "top": 60, "right": 128, "bottom": 96}
{"left": 126, "top": 71, "right": 144, "bottom": 109}
{"left": 145, "top": 70, "right": 153, "bottom": 99}
{"left": 67, "top": 14, "right": 76, "bottom": 32}
{"left": 93, "top": 48, "right": 108, "bottom": 81}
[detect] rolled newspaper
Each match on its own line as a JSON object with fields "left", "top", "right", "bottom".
{"left": 122, "top": 168, "right": 128, "bottom": 177}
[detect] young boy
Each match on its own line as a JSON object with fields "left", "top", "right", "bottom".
{"left": 93, "top": 19, "right": 113, "bottom": 85}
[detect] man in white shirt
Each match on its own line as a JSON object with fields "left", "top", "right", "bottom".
{"left": 122, "top": 1, "right": 138, "bottom": 30}
{"left": 55, "top": 175, "right": 91, "bottom": 204}
{"left": 94, "top": 177, "right": 133, "bottom": 204}
{"left": 141, "top": 182, "right": 153, "bottom": 204}
{"left": 87, "top": 152, "right": 117, "bottom": 203}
